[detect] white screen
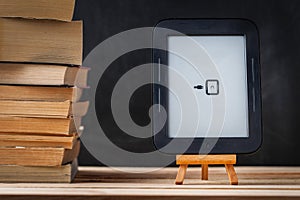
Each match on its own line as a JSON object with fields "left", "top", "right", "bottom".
{"left": 168, "top": 36, "right": 249, "bottom": 138}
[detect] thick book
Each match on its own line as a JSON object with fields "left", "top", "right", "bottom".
{"left": 0, "top": 159, "right": 78, "bottom": 183}
{"left": 0, "top": 63, "right": 89, "bottom": 87}
{"left": 0, "top": 133, "right": 77, "bottom": 149}
{"left": 0, "top": 100, "right": 89, "bottom": 118}
{"left": 0, "top": 140, "right": 80, "bottom": 166}
{"left": 0, "top": 0, "right": 75, "bottom": 22}
{"left": 0, "top": 85, "right": 82, "bottom": 102}
{"left": 0, "top": 116, "right": 81, "bottom": 136}
{"left": 0, "top": 18, "right": 82, "bottom": 65}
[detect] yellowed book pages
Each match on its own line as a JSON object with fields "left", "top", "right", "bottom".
{"left": 0, "top": 18, "right": 82, "bottom": 65}
{"left": 0, "top": 63, "right": 89, "bottom": 87}
{"left": 0, "top": 100, "right": 89, "bottom": 118}
{"left": 0, "top": 140, "right": 80, "bottom": 166}
{"left": 0, "top": 159, "right": 78, "bottom": 183}
{"left": 0, "top": 116, "right": 81, "bottom": 136}
{"left": 0, "top": 0, "right": 75, "bottom": 21}
{"left": 0, "top": 85, "right": 82, "bottom": 102}
{"left": 0, "top": 133, "right": 77, "bottom": 149}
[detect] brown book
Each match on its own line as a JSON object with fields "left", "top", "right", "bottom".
{"left": 0, "top": 18, "right": 82, "bottom": 65}
{"left": 0, "top": 116, "right": 81, "bottom": 136}
{"left": 0, "top": 133, "right": 77, "bottom": 149}
{"left": 0, "top": 0, "right": 75, "bottom": 22}
{"left": 0, "top": 85, "right": 82, "bottom": 102}
{"left": 0, "top": 140, "right": 80, "bottom": 166}
{"left": 0, "top": 63, "right": 89, "bottom": 87}
{"left": 0, "top": 159, "right": 78, "bottom": 183}
{"left": 0, "top": 100, "right": 89, "bottom": 118}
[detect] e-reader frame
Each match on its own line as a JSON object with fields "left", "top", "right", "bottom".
{"left": 152, "top": 19, "right": 262, "bottom": 154}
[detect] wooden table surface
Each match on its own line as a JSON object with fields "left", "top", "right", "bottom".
{"left": 0, "top": 166, "right": 299, "bottom": 199}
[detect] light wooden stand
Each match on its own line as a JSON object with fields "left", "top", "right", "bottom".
{"left": 175, "top": 154, "right": 238, "bottom": 185}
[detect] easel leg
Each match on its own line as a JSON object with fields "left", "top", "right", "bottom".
{"left": 175, "top": 164, "right": 188, "bottom": 185}
{"left": 225, "top": 164, "right": 238, "bottom": 185}
{"left": 201, "top": 164, "right": 208, "bottom": 180}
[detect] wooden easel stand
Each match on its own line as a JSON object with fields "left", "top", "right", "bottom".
{"left": 175, "top": 154, "right": 238, "bottom": 185}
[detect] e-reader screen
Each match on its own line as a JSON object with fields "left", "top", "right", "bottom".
{"left": 167, "top": 36, "right": 249, "bottom": 138}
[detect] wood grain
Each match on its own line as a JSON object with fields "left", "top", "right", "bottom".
{"left": 175, "top": 164, "right": 187, "bottom": 185}
{"left": 202, "top": 164, "right": 208, "bottom": 180}
{"left": 175, "top": 155, "right": 237, "bottom": 185}
{"left": 176, "top": 155, "right": 236, "bottom": 165}
{"left": 0, "top": 167, "right": 299, "bottom": 199}
{"left": 225, "top": 164, "right": 238, "bottom": 185}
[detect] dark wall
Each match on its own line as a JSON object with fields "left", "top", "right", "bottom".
{"left": 74, "top": 0, "right": 300, "bottom": 166}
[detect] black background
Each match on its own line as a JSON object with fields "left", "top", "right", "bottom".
{"left": 74, "top": 0, "right": 300, "bottom": 166}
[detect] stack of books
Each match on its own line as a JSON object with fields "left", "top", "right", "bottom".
{"left": 0, "top": 0, "right": 88, "bottom": 183}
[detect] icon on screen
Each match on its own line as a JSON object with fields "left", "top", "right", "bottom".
{"left": 206, "top": 80, "right": 219, "bottom": 95}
